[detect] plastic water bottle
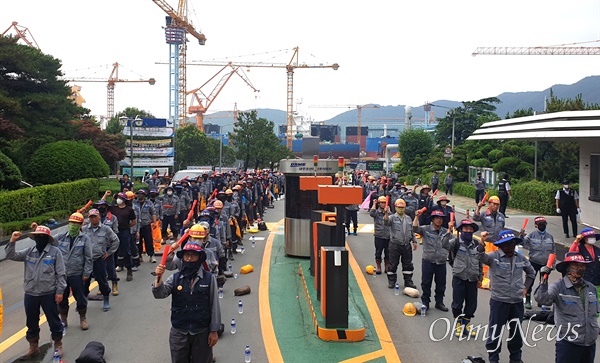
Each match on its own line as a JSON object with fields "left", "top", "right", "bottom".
{"left": 228, "top": 262, "right": 232, "bottom": 272}
{"left": 230, "top": 318, "right": 236, "bottom": 334}
{"left": 421, "top": 304, "right": 427, "bottom": 317}
{"left": 218, "top": 287, "right": 223, "bottom": 299}
{"left": 53, "top": 349, "right": 61, "bottom": 362}
{"left": 238, "top": 300, "right": 244, "bottom": 314}
{"left": 241, "top": 246, "right": 245, "bottom": 254}
{"left": 244, "top": 345, "right": 251, "bottom": 363}
{"left": 251, "top": 236, "right": 255, "bottom": 248}
{"left": 394, "top": 283, "right": 400, "bottom": 296}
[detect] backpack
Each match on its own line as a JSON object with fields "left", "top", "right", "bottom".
{"left": 258, "top": 221, "right": 268, "bottom": 231}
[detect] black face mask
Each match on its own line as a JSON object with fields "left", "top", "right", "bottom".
{"left": 34, "top": 235, "right": 49, "bottom": 253}
{"left": 537, "top": 224, "right": 547, "bottom": 232}
{"left": 180, "top": 253, "right": 206, "bottom": 278}
{"left": 98, "top": 206, "right": 108, "bottom": 215}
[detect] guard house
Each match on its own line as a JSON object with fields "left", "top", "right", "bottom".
{"left": 468, "top": 110, "right": 600, "bottom": 228}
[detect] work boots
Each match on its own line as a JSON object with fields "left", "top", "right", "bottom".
{"left": 103, "top": 296, "right": 110, "bottom": 311}
{"left": 463, "top": 318, "right": 477, "bottom": 337}
{"left": 375, "top": 259, "right": 383, "bottom": 275}
{"left": 524, "top": 292, "right": 532, "bottom": 309}
{"left": 454, "top": 319, "right": 463, "bottom": 337}
{"left": 384, "top": 258, "right": 389, "bottom": 274}
{"left": 126, "top": 268, "right": 133, "bottom": 281}
{"left": 19, "top": 338, "right": 40, "bottom": 360}
{"left": 53, "top": 336, "right": 63, "bottom": 357}
{"left": 112, "top": 281, "right": 119, "bottom": 296}
{"left": 79, "top": 309, "right": 89, "bottom": 330}
{"left": 403, "top": 274, "right": 416, "bottom": 288}
{"left": 387, "top": 273, "right": 397, "bottom": 289}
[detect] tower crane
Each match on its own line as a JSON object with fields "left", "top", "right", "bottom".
{"left": 2, "top": 21, "right": 39, "bottom": 49}
{"left": 66, "top": 62, "right": 156, "bottom": 119}
{"left": 308, "top": 104, "right": 379, "bottom": 153}
{"left": 472, "top": 40, "right": 600, "bottom": 56}
{"left": 187, "top": 64, "right": 259, "bottom": 132}
{"left": 152, "top": 0, "right": 206, "bottom": 128}
{"left": 185, "top": 47, "right": 339, "bottom": 149}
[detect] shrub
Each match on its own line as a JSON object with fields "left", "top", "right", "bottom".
{"left": 0, "top": 151, "right": 22, "bottom": 190}
{"left": 26, "top": 141, "right": 109, "bottom": 184}
{"left": 0, "top": 210, "right": 71, "bottom": 237}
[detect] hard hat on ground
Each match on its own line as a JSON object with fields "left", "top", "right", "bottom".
{"left": 402, "top": 302, "right": 417, "bottom": 317}
{"left": 365, "top": 265, "right": 375, "bottom": 275}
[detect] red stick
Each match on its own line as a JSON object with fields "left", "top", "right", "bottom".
{"left": 543, "top": 253, "right": 556, "bottom": 280}
{"left": 417, "top": 207, "right": 427, "bottom": 215}
{"left": 450, "top": 212, "right": 455, "bottom": 223}
{"left": 78, "top": 200, "right": 93, "bottom": 213}
{"left": 186, "top": 200, "right": 198, "bottom": 223}
{"left": 521, "top": 218, "right": 529, "bottom": 231}
{"left": 482, "top": 192, "right": 489, "bottom": 204}
{"left": 158, "top": 231, "right": 191, "bottom": 275}
{"left": 432, "top": 189, "right": 439, "bottom": 197}
{"left": 385, "top": 196, "right": 390, "bottom": 209}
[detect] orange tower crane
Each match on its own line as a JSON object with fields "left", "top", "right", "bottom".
{"left": 187, "top": 64, "right": 259, "bottom": 132}
{"left": 2, "top": 21, "right": 39, "bottom": 49}
{"left": 186, "top": 47, "right": 339, "bottom": 149}
{"left": 66, "top": 62, "right": 156, "bottom": 119}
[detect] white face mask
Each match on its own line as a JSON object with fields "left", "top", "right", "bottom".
{"left": 563, "top": 185, "right": 569, "bottom": 189}
{"left": 587, "top": 237, "right": 596, "bottom": 245}
{"left": 116, "top": 199, "right": 124, "bottom": 205}
{"left": 167, "top": 191, "right": 173, "bottom": 196}
{"left": 440, "top": 201, "right": 448, "bottom": 206}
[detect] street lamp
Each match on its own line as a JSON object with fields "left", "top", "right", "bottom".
{"left": 120, "top": 115, "right": 143, "bottom": 178}
{"left": 218, "top": 123, "right": 235, "bottom": 172}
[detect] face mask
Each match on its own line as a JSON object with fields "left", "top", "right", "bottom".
{"left": 137, "top": 196, "right": 145, "bottom": 201}
{"left": 116, "top": 198, "right": 124, "bottom": 205}
{"left": 180, "top": 253, "right": 206, "bottom": 278}
{"left": 587, "top": 237, "right": 596, "bottom": 245}
{"left": 167, "top": 191, "right": 173, "bottom": 196}
{"left": 563, "top": 185, "right": 569, "bottom": 189}
{"left": 566, "top": 265, "right": 586, "bottom": 286}
{"left": 68, "top": 223, "right": 81, "bottom": 237}
{"left": 34, "top": 235, "right": 49, "bottom": 253}
{"left": 98, "top": 206, "right": 107, "bottom": 214}
{"left": 462, "top": 231, "right": 473, "bottom": 242}
{"left": 440, "top": 201, "right": 448, "bottom": 206}
{"left": 395, "top": 207, "right": 405, "bottom": 216}
{"left": 537, "top": 224, "right": 547, "bottom": 232}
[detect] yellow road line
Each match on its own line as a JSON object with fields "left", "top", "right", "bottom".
{"left": 338, "top": 349, "right": 385, "bottom": 363}
{"left": 0, "top": 281, "right": 98, "bottom": 354}
{"left": 346, "top": 243, "right": 401, "bottom": 363}
{"left": 259, "top": 219, "right": 285, "bottom": 363}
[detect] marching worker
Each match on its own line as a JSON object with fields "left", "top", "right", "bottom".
{"left": 569, "top": 228, "right": 600, "bottom": 295}
{"left": 414, "top": 209, "right": 454, "bottom": 312}
{"left": 442, "top": 219, "right": 483, "bottom": 337}
{"left": 96, "top": 199, "right": 119, "bottom": 295}
{"left": 555, "top": 179, "right": 580, "bottom": 238}
{"left": 477, "top": 230, "right": 535, "bottom": 363}
{"left": 432, "top": 195, "right": 454, "bottom": 229}
{"left": 105, "top": 191, "right": 137, "bottom": 282}
{"left": 6, "top": 227, "right": 66, "bottom": 359}
{"left": 473, "top": 195, "right": 505, "bottom": 244}
{"left": 145, "top": 171, "right": 161, "bottom": 190}
{"left": 133, "top": 189, "right": 158, "bottom": 263}
{"left": 52, "top": 213, "right": 94, "bottom": 330}
{"left": 444, "top": 172, "right": 454, "bottom": 196}
{"left": 82, "top": 209, "right": 119, "bottom": 311}
{"left": 160, "top": 186, "right": 180, "bottom": 243}
{"left": 401, "top": 188, "right": 419, "bottom": 221}
{"left": 521, "top": 216, "right": 556, "bottom": 309}
{"left": 370, "top": 196, "right": 391, "bottom": 275}
{"left": 345, "top": 202, "right": 360, "bottom": 236}
{"left": 534, "top": 252, "right": 599, "bottom": 363}
{"left": 384, "top": 199, "right": 418, "bottom": 288}
{"left": 153, "top": 242, "right": 221, "bottom": 363}
{"left": 415, "top": 184, "right": 434, "bottom": 226}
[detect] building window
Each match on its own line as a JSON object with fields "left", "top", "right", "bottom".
{"left": 590, "top": 154, "right": 600, "bottom": 202}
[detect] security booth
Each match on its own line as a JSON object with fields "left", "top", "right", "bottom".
{"left": 279, "top": 158, "right": 338, "bottom": 257}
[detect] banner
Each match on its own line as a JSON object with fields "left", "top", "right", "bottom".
{"left": 120, "top": 157, "right": 174, "bottom": 167}
{"left": 123, "top": 127, "right": 174, "bottom": 137}
{"left": 132, "top": 147, "right": 174, "bottom": 157}
{"left": 120, "top": 167, "right": 170, "bottom": 178}
{"left": 126, "top": 139, "right": 172, "bottom": 148}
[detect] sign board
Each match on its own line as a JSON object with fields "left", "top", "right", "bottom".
{"left": 120, "top": 167, "right": 170, "bottom": 178}
{"left": 126, "top": 139, "right": 172, "bottom": 148}
{"left": 279, "top": 159, "right": 339, "bottom": 175}
{"left": 123, "top": 127, "right": 174, "bottom": 138}
{"left": 132, "top": 147, "right": 174, "bottom": 157}
{"left": 366, "top": 161, "right": 384, "bottom": 171}
{"left": 444, "top": 147, "right": 453, "bottom": 158}
{"left": 120, "top": 157, "right": 174, "bottom": 167}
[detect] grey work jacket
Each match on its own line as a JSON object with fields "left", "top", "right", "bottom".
{"left": 522, "top": 230, "right": 556, "bottom": 266}
{"left": 160, "top": 195, "right": 180, "bottom": 217}
{"left": 5, "top": 243, "right": 67, "bottom": 296}
{"left": 414, "top": 224, "right": 454, "bottom": 265}
{"left": 473, "top": 210, "right": 505, "bottom": 242}
{"left": 477, "top": 245, "right": 535, "bottom": 303}
{"left": 55, "top": 232, "right": 93, "bottom": 278}
{"left": 370, "top": 208, "right": 390, "bottom": 239}
{"left": 133, "top": 199, "right": 156, "bottom": 227}
{"left": 535, "top": 276, "right": 599, "bottom": 347}
{"left": 82, "top": 223, "right": 120, "bottom": 260}
{"left": 384, "top": 213, "right": 416, "bottom": 245}
{"left": 443, "top": 237, "right": 483, "bottom": 282}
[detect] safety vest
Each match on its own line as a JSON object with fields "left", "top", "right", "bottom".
{"left": 171, "top": 271, "right": 212, "bottom": 332}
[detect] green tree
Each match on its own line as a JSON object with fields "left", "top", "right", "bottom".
{"left": 72, "top": 118, "right": 126, "bottom": 173}
{"left": 0, "top": 150, "right": 22, "bottom": 190}
{"left": 106, "top": 108, "right": 156, "bottom": 135}
{"left": 26, "top": 141, "right": 109, "bottom": 184}
{"left": 173, "top": 125, "right": 236, "bottom": 169}
{"left": 396, "top": 128, "right": 433, "bottom": 171}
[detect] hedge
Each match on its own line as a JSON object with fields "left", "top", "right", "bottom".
{"left": 0, "top": 210, "right": 71, "bottom": 238}
{"left": 0, "top": 178, "right": 99, "bottom": 228}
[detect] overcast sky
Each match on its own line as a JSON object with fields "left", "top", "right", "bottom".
{"left": 3, "top": 0, "right": 599, "bottom": 125}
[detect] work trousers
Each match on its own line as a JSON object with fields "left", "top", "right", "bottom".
{"left": 92, "top": 258, "right": 110, "bottom": 296}
{"left": 130, "top": 232, "right": 140, "bottom": 267}
{"left": 387, "top": 242, "right": 414, "bottom": 275}
{"left": 117, "top": 229, "right": 132, "bottom": 269}
{"left": 445, "top": 183, "right": 453, "bottom": 196}
{"left": 421, "top": 259, "right": 447, "bottom": 305}
{"left": 499, "top": 192, "right": 509, "bottom": 215}
{"left": 486, "top": 299, "right": 524, "bottom": 363}
{"left": 374, "top": 237, "right": 389, "bottom": 261}
{"left": 431, "top": 183, "right": 439, "bottom": 193}
{"left": 556, "top": 340, "right": 596, "bottom": 363}
{"left": 561, "top": 209, "right": 578, "bottom": 236}
{"left": 451, "top": 276, "right": 478, "bottom": 319}
{"left": 162, "top": 214, "right": 178, "bottom": 240}
{"left": 345, "top": 210, "right": 358, "bottom": 233}
{"left": 59, "top": 275, "right": 87, "bottom": 312}
{"left": 169, "top": 328, "right": 212, "bottom": 363}
{"left": 24, "top": 293, "right": 63, "bottom": 341}
{"left": 106, "top": 254, "right": 118, "bottom": 282}
{"left": 475, "top": 189, "right": 485, "bottom": 204}
{"left": 138, "top": 224, "right": 154, "bottom": 257}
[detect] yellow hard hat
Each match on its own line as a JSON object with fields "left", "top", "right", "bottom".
{"left": 69, "top": 212, "right": 84, "bottom": 224}
{"left": 213, "top": 200, "right": 224, "bottom": 209}
{"left": 225, "top": 189, "right": 233, "bottom": 195}
{"left": 126, "top": 191, "right": 135, "bottom": 200}
{"left": 189, "top": 224, "right": 207, "bottom": 239}
{"left": 402, "top": 302, "right": 417, "bottom": 317}
{"left": 488, "top": 196, "right": 500, "bottom": 204}
{"left": 377, "top": 196, "right": 387, "bottom": 203}
{"left": 394, "top": 199, "right": 406, "bottom": 207}
{"left": 365, "top": 265, "right": 375, "bottom": 275}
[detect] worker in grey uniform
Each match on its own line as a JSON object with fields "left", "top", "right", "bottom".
{"left": 477, "top": 230, "right": 535, "bottom": 363}
{"left": 371, "top": 196, "right": 391, "bottom": 275}
{"left": 6, "top": 227, "right": 67, "bottom": 359}
{"left": 133, "top": 189, "right": 158, "bottom": 263}
{"left": 535, "top": 252, "right": 599, "bottom": 363}
{"left": 82, "top": 209, "right": 119, "bottom": 311}
{"left": 521, "top": 216, "right": 556, "bottom": 309}
{"left": 160, "top": 186, "right": 180, "bottom": 242}
{"left": 96, "top": 199, "right": 120, "bottom": 295}
{"left": 384, "top": 198, "right": 418, "bottom": 289}
{"left": 473, "top": 195, "right": 505, "bottom": 244}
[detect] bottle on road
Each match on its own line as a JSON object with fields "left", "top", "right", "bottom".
{"left": 245, "top": 345, "right": 251, "bottom": 363}
{"left": 231, "top": 318, "right": 237, "bottom": 334}
{"left": 238, "top": 300, "right": 244, "bottom": 314}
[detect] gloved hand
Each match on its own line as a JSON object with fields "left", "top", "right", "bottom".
{"left": 577, "top": 207, "right": 581, "bottom": 214}
{"left": 556, "top": 208, "right": 561, "bottom": 214}
{"left": 540, "top": 266, "right": 552, "bottom": 276}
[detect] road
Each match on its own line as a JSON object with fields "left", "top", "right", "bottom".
{"left": 1, "top": 195, "right": 599, "bottom": 362}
